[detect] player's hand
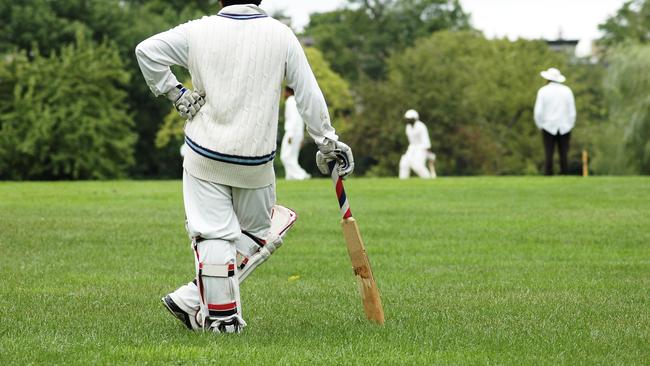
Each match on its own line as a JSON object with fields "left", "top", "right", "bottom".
{"left": 167, "top": 84, "right": 205, "bottom": 120}
{"left": 316, "top": 138, "right": 354, "bottom": 178}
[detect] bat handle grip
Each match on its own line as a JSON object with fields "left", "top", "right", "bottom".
{"left": 327, "top": 161, "right": 353, "bottom": 219}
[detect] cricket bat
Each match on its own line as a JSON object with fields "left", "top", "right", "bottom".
{"left": 327, "top": 162, "right": 385, "bottom": 325}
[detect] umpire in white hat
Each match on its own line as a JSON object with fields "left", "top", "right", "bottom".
{"left": 534, "top": 67, "right": 577, "bottom": 175}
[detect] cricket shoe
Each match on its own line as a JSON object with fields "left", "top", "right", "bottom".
{"left": 161, "top": 295, "right": 201, "bottom": 331}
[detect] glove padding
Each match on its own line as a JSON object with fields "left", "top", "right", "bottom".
{"left": 167, "top": 84, "right": 205, "bottom": 120}
{"left": 315, "top": 139, "right": 354, "bottom": 178}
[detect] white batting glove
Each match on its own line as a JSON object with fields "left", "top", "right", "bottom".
{"left": 167, "top": 84, "right": 205, "bottom": 120}
{"left": 316, "top": 138, "right": 354, "bottom": 178}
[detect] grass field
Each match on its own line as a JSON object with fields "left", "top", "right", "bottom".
{"left": 1, "top": 177, "right": 649, "bottom": 365}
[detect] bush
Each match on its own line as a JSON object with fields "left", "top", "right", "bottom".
{"left": 0, "top": 34, "right": 135, "bottom": 179}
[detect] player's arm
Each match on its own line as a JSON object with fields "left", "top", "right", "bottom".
{"left": 420, "top": 124, "right": 432, "bottom": 150}
{"left": 284, "top": 31, "right": 353, "bottom": 177}
{"left": 135, "top": 23, "right": 204, "bottom": 119}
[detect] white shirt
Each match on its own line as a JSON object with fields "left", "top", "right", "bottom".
{"left": 406, "top": 120, "right": 431, "bottom": 151}
{"left": 534, "top": 82, "right": 576, "bottom": 135}
{"left": 135, "top": 5, "right": 337, "bottom": 188}
{"left": 284, "top": 96, "right": 304, "bottom": 141}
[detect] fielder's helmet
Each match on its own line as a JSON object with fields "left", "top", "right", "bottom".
{"left": 404, "top": 109, "right": 419, "bottom": 120}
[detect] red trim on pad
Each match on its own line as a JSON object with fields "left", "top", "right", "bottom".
{"left": 208, "top": 302, "right": 237, "bottom": 311}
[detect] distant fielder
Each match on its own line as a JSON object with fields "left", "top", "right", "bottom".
{"left": 135, "top": 0, "right": 353, "bottom": 334}
{"left": 399, "top": 109, "right": 435, "bottom": 179}
{"left": 280, "top": 87, "right": 311, "bottom": 180}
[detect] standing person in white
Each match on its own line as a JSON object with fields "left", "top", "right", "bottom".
{"left": 534, "top": 67, "right": 577, "bottom": 175}
{"left": 280, "top": 87, "right": 311, "bottom": 180}
{"left": 135, "top": 0, "right": 354, "bottom": 334}
{"left": 399, "top": 109, "right": 433, "bottom": 179}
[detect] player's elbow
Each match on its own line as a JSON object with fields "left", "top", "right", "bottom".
{"left": 134, "top": 39, "right": 152, "bottom": 60}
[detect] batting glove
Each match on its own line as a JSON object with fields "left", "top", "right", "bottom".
{"left": 167, "top": 84, "right": 205, "bottom": 120}
{"left": 316, "top": 138, "right": 354, "bottom": 178}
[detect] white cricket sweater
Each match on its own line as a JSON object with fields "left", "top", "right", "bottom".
{"left": 135, "top": 5, "right": 337, "bottom": 188}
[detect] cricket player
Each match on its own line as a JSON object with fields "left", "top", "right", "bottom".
{"left": 280, "top": 87, "right": 311, "bottom": 180}
{"left": 534, "top": 67, "right": 576, "bottom": 175}
{"left": 399, "top": 109, "right": 433, "bottom": 179}
{"left": 135, "top": 0, "right": 354, "bottom": 334}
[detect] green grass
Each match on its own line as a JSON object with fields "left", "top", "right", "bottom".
{"left": 1, "top": 177, "right": 649, "bottom": 365}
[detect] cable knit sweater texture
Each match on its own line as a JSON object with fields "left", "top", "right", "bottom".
{"left": 135, "top": 5, "right": 338, "bottom": 188}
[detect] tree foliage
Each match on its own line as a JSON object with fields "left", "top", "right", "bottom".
{"left": 304, "top": 0, "right": 470, "bottom": 81}
{"left": 599, "top": 0, "right": 650, "bottom": 47}
{"left": 592, "top": 0, "right": 650, "bottom": 174}
{"left": 594, "top": 44, "right": 650, "bottom": 174}
{"left": 0, "top": 35, "right": 135, "bottom": 179}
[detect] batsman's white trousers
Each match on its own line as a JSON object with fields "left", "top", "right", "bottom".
{"left": 399, "top": 148, "right": 431, "bottom": 179}
{"left": 169, "top": 170, "right": 275, "bottom": 327}
{"left": 280, "top": 135, "right": 310, "bottom": 180}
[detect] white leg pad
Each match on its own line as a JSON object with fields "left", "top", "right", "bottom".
{"left": 238, "top": 205, "right": 297, "bottom": 283}
{"left": 399, "top": 154, "right": 410, "bottom": 179}
{"left": 194, "top": 238, "right": 244, "bottom": 330}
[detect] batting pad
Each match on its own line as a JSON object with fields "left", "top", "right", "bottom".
{"left": 237, "top": 204, "right": 297, "bottom": 283}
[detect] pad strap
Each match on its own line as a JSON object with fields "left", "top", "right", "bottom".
{"left": 200, "top": 263, "right": 235, "bottom": 278}
{"left": 242, "top": 231, "right": 266, "bottom": 247}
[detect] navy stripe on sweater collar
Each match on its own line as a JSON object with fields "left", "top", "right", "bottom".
{"left": 218, "top": 13, "right": 267, "bottom": 20}
{"left": 218, "top": 5, "right": 267, "bottom": 20}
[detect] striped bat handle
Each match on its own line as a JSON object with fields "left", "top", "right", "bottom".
{"left": 327, "top": 161, "right": 352, "bottom": 219}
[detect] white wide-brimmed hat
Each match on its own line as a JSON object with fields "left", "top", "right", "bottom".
{"left": 404, "top": 109, "right": 419, "bottom": 120}
{"left": 540, "top": 67, "right": 566, "bottom": 83}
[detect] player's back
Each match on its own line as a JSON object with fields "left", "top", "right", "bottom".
{"left": 185, "top": 9, "right": 292, "bottom": 157}
{"left": 537, "top": 83, "right": 574, "bottom": 124}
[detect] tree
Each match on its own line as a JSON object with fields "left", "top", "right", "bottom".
{"left": 0, "top": 34, "right": 135, "bottom": 179}
{"left": 592, "top": 0, "right": 650, "bottom": 174}
{"left": 593, "top": 44, "right": 650, "bottom": 174}
{"left": 304, "top": 0, "right": 470, "bottom": 81}
{"left": 599, "top": 0, "right": 650, "bottom": 47}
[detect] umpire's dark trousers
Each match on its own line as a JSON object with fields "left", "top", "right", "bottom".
{"left": 542, "top": 130, "right": 571, "bottom": 175}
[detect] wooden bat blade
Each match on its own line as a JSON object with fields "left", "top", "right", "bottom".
{"left": 341, "top": 217, "right": 385, "bottom": 325}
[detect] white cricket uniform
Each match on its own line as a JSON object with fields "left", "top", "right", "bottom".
{"left": 280, "top": 95, "right": 310, "bottom": 180}
{"left": 135, "top": 4, "right": 338, "bottom": 329}
{"left": 534, "top": 82, "right": 576, "bottom": 135}
{"left": 399, "top": 120, "right": 432, "bottom": 179}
